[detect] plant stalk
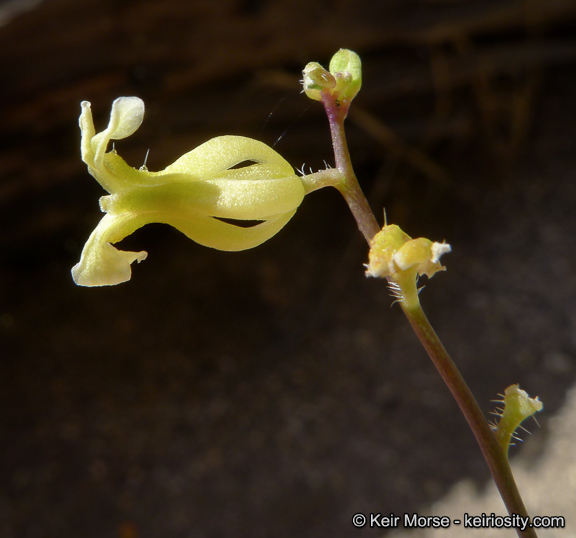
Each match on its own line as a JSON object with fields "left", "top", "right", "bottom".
{"left": 321, "top": 92, "right": 380, "bottom": 243}
{"left": 320, "top": 89, "right": 537, "bottom": 537}
{"left": 402, "top": 302, "right": 537, "bottom": 538}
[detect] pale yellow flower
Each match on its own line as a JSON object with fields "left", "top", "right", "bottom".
{"left": 72, "top": 97, "right": 304, "bottom": 286}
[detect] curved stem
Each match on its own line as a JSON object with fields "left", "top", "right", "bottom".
{"left": 319, "top": 89, "right": 537, "bottom": 537}
{"left": 402, "top": 302, "right": 537, "bottom": 538}
{"left": 321, "top": 91, "right": 380, "bottom": 243}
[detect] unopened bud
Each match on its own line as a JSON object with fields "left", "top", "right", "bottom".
{"left": 302, "top": 49, "right": 362, "bottom": 105}
{"left": 302, "top": 62, "right": 336, "bottom": 101}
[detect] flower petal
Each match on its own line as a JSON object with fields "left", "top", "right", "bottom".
{"left": 71, "top": 213, "right": 148, "bottom": 287}
{"left": 164, "top": 135, "right": 294, "bottom": 178}
{"left": 91, "top": 97, "right": 145, "bottom": 160}
{"left": 79, "top": 98, "right": 145, "bottom": 193}
{"left": 107, "top": 97, "right": 145, "bottom": 140}
{"left": 167, "top": 211, "right": 297, "bottom": 251}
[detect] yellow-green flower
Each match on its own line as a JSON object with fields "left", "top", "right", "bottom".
{"left": 72, "top": 97, "right": 305, "bottom": 286}
{"left": 365, "top": 224, "right": 451, "bottom": 308}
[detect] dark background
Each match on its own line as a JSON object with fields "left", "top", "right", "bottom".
{"left": 1, "top": 0, "right": 576, "bottom": 537}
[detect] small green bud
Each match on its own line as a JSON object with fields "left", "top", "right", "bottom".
{"left": 328, "top": 48, "right": 362, "bottom": 103}
{"left": 302, "top": 62, "right": 336, "bottom": 101}
{"left": 302, "top": 49, "right": 362, "bottom": 105}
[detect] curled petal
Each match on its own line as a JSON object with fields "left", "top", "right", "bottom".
{"left": 72, "top": 242, "right": 147, "bottom": 287}
{"left": 165, "top": 135, "right": 293, "bottom": 178}
{"left": 71, "top": 209, "right": 298, "bottom": 287}
{"left": 80, "top": 97, "right": 145, "bottom": 193}
{"left": 168, "top": 211, "right": 297, "bottom": 252}
{"left": 105, "top": 96, "right": 145, "bottom": 140}
{"left": 393, "top": 238, "right": 451, "bottom": 279}
{"left": 71, "top": 213, "right": 148, "bottom": 287}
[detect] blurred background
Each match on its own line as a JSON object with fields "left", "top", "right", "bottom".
{"left": 1, "top": 0, "right": 576, "bottom": 537}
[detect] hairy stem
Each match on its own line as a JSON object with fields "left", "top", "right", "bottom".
{"left": 321, "top": 91, "right": 380, "bottom": 243}
{"left": 320, "top": 89, "right": 536, "bottom": 537}
{"left": 402, "top": 303, "right": 537, "bottom": 538}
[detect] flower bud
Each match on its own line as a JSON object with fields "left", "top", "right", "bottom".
{"left": 493, "top": 384, "right": 543, "bottom": 455}
{"left": 302, "top": 49, "right": 362, "bottom": 105}
{"left": 329, "top": 48, "right": 362, "bottom": 103}
{"left": 302, "top": 62, "right": 336, "bottom": 101}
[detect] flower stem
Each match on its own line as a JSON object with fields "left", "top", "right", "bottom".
{"left": 402, "top": 302, "right": 537, "bottom": 538}
{"left": 321, "top": 91, "right": 380, "bottom": 243}
{"left": 321, "top": 89, "right": 537, "bottom": 537}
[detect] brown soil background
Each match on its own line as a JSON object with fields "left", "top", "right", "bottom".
{"left": 1, "top": 1, "right": 576, "bottom": 537}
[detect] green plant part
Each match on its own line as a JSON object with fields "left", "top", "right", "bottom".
{"left": 301, "top": 62, "right": 336, "bottom": 102}
{"left": 492, "top": 384, "right": 544, "bottom": 455}
{"left": 302, "top": 48, "right": 362, "bottom": 107}
{"left": 302, "top": 49, "right": 378, "bottom": 242}
{"left": 365, "top": 223, "right": 451, "bottom": 309}
{"left": 72, "top": 97, "right": 305, "bottom": 287}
